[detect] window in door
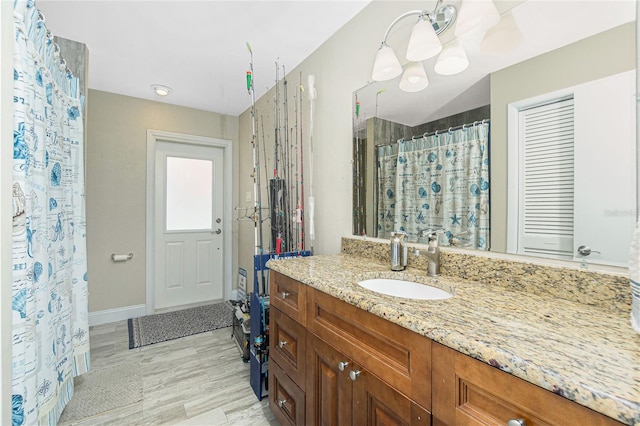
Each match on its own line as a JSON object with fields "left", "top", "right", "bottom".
{"left": 165, "top": 156, "right": 213, "bottom": 231}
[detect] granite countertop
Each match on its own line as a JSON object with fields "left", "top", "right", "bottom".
{"left": 267, "top": 253, "right": 640, "bottom": 425}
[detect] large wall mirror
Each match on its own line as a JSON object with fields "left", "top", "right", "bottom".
{"left": 353, "top": 1, "right": 637, "bottom": 268}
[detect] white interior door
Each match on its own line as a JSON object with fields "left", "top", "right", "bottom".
{"left": 573, "top": 70, "right": 636, "bottom": 267}
{"left": 154, "top": 141, "right": 224, "bottom": 309}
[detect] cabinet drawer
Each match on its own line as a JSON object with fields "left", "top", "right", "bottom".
{"left": 271, "top": 271, "right": 306, "bottom": 325}
{"left": 270, "top": 307, "right": 307, "bottom": 389}
{"left": 269, "top": 358, "right": 306, "bottom": 426}
{"left": 307, "top": 287, "right": 431, "bottom": 410}
{"left": 432, "top": 342, "right": 623, "bottom": 426}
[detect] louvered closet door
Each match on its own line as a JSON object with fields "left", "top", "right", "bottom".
{"left": 518, "top": 98, "right": 575, "bottom": 259}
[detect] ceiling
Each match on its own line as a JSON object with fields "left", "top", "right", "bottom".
{"left": 35, "top": 0, "right": 372, "bottom": 116}
{"left": 35, "top": 1, "right": 636, "bottom": 123}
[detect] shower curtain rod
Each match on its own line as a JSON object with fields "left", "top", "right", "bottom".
{"left": 374, "top": 118, "right": 490, "bottom": 148}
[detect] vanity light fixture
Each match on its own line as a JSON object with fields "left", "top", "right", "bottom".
{"left": 433, "top": 40, "right": 469, "bottom": 75}
{"left": 399, "top": 61, "right": 429, "bottom": 92}
{"left": 480, "top": 11, "right": 523, "bottom": 55}
{"left": 371, "top": 0, "right": 504, "bottom": 92}
{"left": 151, "top": 84, "right": 172, "bottom": 96}
{"left": 406, "top": 14, "right": 443, "bottom": 62}
{"left": 371, "top": 43, "right": 403, "bottom": 81}
{"left": 454, "top": 0, "right": 501, "bottom": 38}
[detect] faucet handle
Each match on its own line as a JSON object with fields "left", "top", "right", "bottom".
{"left": 418, "top": 229, "right": 435, "bottom": 237}
{"left": 419, "top": 229, "right": 445, "bottom": 242}
{"left": 448, "top": 230, "right": 471, "bottom": 247}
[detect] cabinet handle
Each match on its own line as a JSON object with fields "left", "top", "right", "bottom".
{"left": 281, "top": 291, "right": 290, "bottom": 299}
{"left": 507, "top": 419, "right": 526, "bottom": 426}
{"left": 349, "top": 370, "right": 361, "bottom": 381}
{"left": 277, "top": 399, "right": 287, "bottom": 408}
{"left": 278, "top": 340, "right": 287, "bottom": 348}
{"left": 338, "top": 361, "right": 349, "bottom": 371}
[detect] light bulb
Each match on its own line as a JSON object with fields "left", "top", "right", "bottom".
{"left": 480, "top": 11, "right": 522, "bottom": 55}
{"left": 434, "top": 41, "right": 469, "bottom": 76}
{"left": 406, "top": 16, "right": 442, "bottom": 61}
{"left": 399, "top": 62, "right": 429, "bottom": 92}
{"left": 152, "top": 84, "right": 172, "bottom": 96}
{"left": 455, "top": 0, "right": 501, "bottom": 38}
{"left": 372, "top": 43, "right": 403, "bottom": 82}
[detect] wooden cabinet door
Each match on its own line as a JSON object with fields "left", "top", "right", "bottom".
{"left": 353, "top": 365, "right": 430, "bottom": 426}
{"left": 306, "top": 333, "right": 353, "bottom": 426}
{"left": 307, "top": 285, "right": 431, "bottom": 409}
{"left": 432, "top": 342, "right": 622, "bottom": 426}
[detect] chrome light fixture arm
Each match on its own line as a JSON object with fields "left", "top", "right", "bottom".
{"left": 379, "top": 2, "right": 457, "bottom": 46}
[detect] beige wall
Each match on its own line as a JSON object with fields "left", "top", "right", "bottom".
{"left": 237, "top": 2, "right": 420, "bottom": 277}
{"left": 86, "top": 90, "right": 239, "bottom": 312}
{"left": 490, "top": 22, "right": 636, "bottom": 252}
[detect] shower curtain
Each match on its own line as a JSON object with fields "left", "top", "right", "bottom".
{"left": 377, "top": 123, "right": 490, "bottom": 250}
{"left": 376, "top": 144, "right": 399, "bottom": 239}
{"left": 12, "top": 1, "right": 90, "bottom": 424}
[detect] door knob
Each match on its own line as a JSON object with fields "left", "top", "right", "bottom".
{"left": 338, "top": 361, "right": 349, "bottom": 371}
{"left": 349, "top": 370, "right": 361, "bottom": 381}
{"left": 577, "top": 245, "right": 600, "bottom": 256}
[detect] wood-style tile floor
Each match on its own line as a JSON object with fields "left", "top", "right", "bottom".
{"left": 59, "top": 320, "right": 279, "bottom": 425}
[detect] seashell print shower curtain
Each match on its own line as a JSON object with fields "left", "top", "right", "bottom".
{"left": 12, "top": 1, "right": 90, "bottom": 424}
{"left": 377, "top": 123, "right": 490, "bottom": 249}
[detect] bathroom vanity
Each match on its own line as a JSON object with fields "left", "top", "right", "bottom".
{"left": 267, "top": 239, "right": 639, "bottom": 425}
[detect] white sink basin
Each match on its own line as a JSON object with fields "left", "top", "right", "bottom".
{"left": 357, "top": 278, "right": 453, "bottom": 300}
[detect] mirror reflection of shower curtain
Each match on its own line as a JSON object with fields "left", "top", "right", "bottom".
{"left": 376, "top": 144, "right": 399, "bottom": 239}
{"left": 377, "top": 123, "right": 490, "bottom": 249}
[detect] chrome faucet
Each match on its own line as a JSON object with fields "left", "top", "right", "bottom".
{"left": 390, "top": 231, "right": 407, "bottom": 271}
{"left": 414, "top": 230, "right": 440, "bottom": 276}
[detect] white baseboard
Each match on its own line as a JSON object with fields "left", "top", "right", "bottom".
{"left": 89, "top": 304, "right": 147, "bottom": 326}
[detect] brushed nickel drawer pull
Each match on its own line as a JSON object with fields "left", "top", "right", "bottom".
{"left": 338, "top": 361, "right": 349, "bottom": 371}
{"left": 277, "top": 399, "right": 287, "bottom": 408}
{"left": 278, "top": 340, "right": 288, "bottom": 348}
{"left": 349, "top": 370, "right": 361, "bottom": 381}
{"left": 281, "top": 291, "right": 290, "bottom": 299}
{"left": 507, "top": 419, "right": 526, "bottom": 426}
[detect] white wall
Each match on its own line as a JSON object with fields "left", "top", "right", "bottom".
{"left": 237, "top": 2, "right": 420, "bottom": 278}
{"left": 1, "top": 2, "right": 14, "bottom": 423}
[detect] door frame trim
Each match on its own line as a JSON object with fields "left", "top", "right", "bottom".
{"left": 146, "top": 129, "right": 233, "bottom": 315}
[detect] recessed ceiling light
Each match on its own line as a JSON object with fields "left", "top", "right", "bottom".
{"left": 151, "top": 84, "right": 172, "bottom": 96}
